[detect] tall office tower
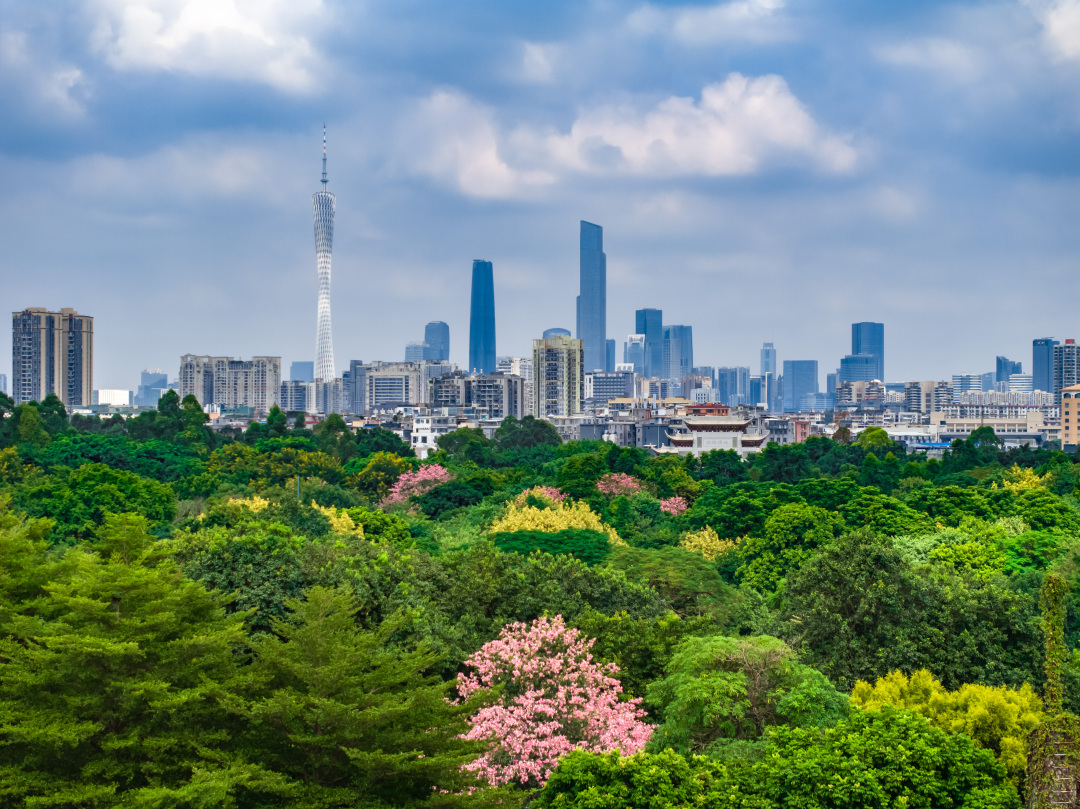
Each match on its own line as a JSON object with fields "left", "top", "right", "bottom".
{"left": 760, "top": 342, "right": 777, "bottom": 377}
{"left": 532, "top": 335, "right": 584, "bottom": 417}
{"left": 951, "top": 374, "right": 983, "bottom": 395}
{"left": 543, "top": 327, "right": 571, "bottom": 338}
{"left": 634, "top": 309, "right": 663, "bottom": 378}
{"left": 662, "top": 325, "right": 693, "bottom": 386}
{"left": 826, "top": 372, "right": 837, "bottom": 403}
{"left": 11, "top": 308, "right": 94, "bottom": 407}
{"left": 839, "top": 354, "right": 878, "bottom": 383}
{"left": 576, "top": 221, "right": 607, "bottom": 373}
{"left": 290, "top": 361, "right": 315, "bottom": 382}
{"left": 405, "top": 342, "right": 428, "bottom": 362}
{"left": 624, "top": 335, "right": 646, "bottom": 374}
{"left": 606, "top": 339, "right": 616, "bottom": 372}
{"left": 1054, "top": 340, "right": 1080, "bottom": 400}
{"left": 782, "top": 360, "right": 818, "bottom": 413}
{"left": 346, "top": 360, "right": 367, "bottom": 414}
{"left": 423, "top": 322, "right": 450, "bottom": 361}
{"left": 312, "top": 127, "right": 336, "bottom": 382}
{"left": 1033, "top": 338, "right": 1057, "bottom": 392}
{"left": 134, "top": 369, "right": 169, "bottom": 407}
{"left": 0, "top": 373, "right": 6, "bottom": 395}
{"left": 851, "top": 322, "right": 885, "bottom": 382}
{"left": 995, "top": 356, "right": 1022, "bottom": 384}
{"left": 469, "top": 260, "right": 496, "bottom": 374}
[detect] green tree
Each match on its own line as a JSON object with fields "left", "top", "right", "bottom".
{"left": 266, "top": 404, "right": 289, "bottom": 437}
{"left": 354, "top": 426, "right": 414, "bottom": 459}
{"left": 494, "top": 415, "right": 561, "bottom": 449}
{"left": 14, "top": 404, "right": 51, "bottom": 448}
{"left": 0, "top": 541, "right": 285, "bottom": 806}
{"left": 646, "top": 634, "right": 847, "bottom": 753}
{"left": 236, "top": 586, "right": 503, "bottom": 808}
{"left": 736, "top": 503, "right": 844, "bottom": 590}
{"left": 856, "top": 426, "right": 893, "bottom": 451}
{"left": 492, "top": 528, "right": 612, "bottom": 566}
{"left": 349, "top": 451, "right": 414, "bottom": 501}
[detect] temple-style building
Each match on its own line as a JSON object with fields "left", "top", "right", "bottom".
{"left": 659, "top": 404, "right": 770, "bottom": 458}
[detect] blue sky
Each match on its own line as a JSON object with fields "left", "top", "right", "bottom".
{"left": 1, "top": 0, "right": 1078, "bottom": 389}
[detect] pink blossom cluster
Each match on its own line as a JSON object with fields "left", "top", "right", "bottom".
{"left": 660, "top": 496, "right": 688, "bottom": 515}
{"left": 596, "top": 472, "right": 644, "bottom": 497}
{"left": 513, "top": 485, "right": 567, "bottom": 506}
{"left": 380, "top": 464, "right": 452, "bottom": 507}
{"left": 457, "top": 615, "right": 652, "bottom": 788}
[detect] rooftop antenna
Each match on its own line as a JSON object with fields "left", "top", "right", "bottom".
{"left": 321, "top": 124, "right": 328, "bottom": 188}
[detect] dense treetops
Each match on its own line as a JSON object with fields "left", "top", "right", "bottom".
{"left": 2, "top": 393, "right": 1080, "bottom": 806}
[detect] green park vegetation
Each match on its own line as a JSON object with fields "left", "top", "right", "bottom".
{"left": 3, "top": 389, "right": 1080, "bottom": 806}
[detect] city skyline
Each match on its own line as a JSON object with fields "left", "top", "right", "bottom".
{"left": 2, "top": 2, "right": 1078, "bottom": 388}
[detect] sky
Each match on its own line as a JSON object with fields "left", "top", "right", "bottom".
{"left": 1, "top": 0, "right": 1078, "bottom": 391}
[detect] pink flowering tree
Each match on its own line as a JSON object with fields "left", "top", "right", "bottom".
{"left": 457, "top": 615, "right": 652, "bottom": 788}
{"left": 513, "top": 485, "right": 567, "bottom": 507}
{"left": 379, "top": 464, "right": 452, "bottom": 508}
{"left": 660, "top": 496, "right": 688, "bottom": 516}
{"left": 595, "top": 472, "right": 644, "bottom": 497}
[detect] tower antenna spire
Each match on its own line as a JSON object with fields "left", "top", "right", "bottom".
{"left": 321, "top": 124, "right": 328, "bottom": 188}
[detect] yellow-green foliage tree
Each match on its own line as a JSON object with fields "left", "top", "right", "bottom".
{"left": 850, "top": 668, "right": 1043, "bottom": 782}
{"left": 491, "top": 500, "right": 623, "bottom": 545}
{"left": 678, "top": 526, "right": 735, "bottom": 561}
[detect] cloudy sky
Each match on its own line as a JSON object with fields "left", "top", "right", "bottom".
{"left": 1, "top": 0, "right": 1078, "bottom": 390}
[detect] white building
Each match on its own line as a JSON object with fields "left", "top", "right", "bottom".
{"left": 179, "top": 355, "right": 281, "bottom": 414}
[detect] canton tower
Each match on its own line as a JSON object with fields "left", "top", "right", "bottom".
{"left": 312, "top": 126, "right": 336, "bottom": 381}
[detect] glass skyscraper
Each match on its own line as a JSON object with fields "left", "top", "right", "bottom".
{"left": 576, "top": 221, "right": 607, "bottom": 373}
{"left": 760, "top": 342, "right": 777, "bottom": 376}
{"left": 839, "top": 353, "right": 877, "bottom": 383}
{"left": 423, "top": 321, "right": 450, "bottom": 361}
{"left": 851, "top": 322, "right": 884, "bottom": 381}
{"left": 635, "top": 308, "right": 663, "bottom": 378}
{"left": 469, "top": 260, "right": 496, "bottom": 374}
{"left": 1033, "top": 338, "right": 1057, "bottom": 393}
{"left": 782, "top": 360, "right": 819, "bottom": 413}
{"left": 663, "top": 325, "right": 693, "bottom": 385}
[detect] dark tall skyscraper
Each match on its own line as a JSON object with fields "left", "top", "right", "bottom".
{"left": 423, "top": 321, "right": 450, "bottom": 361}
{"left": 468, "top": 260, "right": 495, "bottom": 374}
{"left": 995, "top": 355, "right": 1022, "bottom": 385}
{"left": 606, "top": 339, "right": 616, "bottom": 372}
{"left": 1033, "top": 338, "right": 1057, "bottom": 393}
{"left": 576, "top": 221, "right": 607, "bottom": 372}
{"left": 635, "top": 308, "right": 663, "bottom": 378}
{"left": 782, "top": 360, "right": 819, "bottom": 413}
{"left": 851, "top": 322, "right": 885, "bottom": 381}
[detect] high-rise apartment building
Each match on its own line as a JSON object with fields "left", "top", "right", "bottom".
{"left": 585, "top": 370, "right": 634, "bottom": 408}
{"left": 782, "top": 360, "right": 818, "bottom": 413}
{"left": 280, "top": 380, "right": 316, "bottom": 413}
{"left": 179, "top": 355, "right": 281, "bottom": 412}
{"left": 635, "top": 308, "right": 663, "bottom": 379}
{"left": 533, "top": 335, "right": 583, "bottom": 418}
{"left": 423, "top": 322, "right": 450, "bottom": 361}
{"left": 1054, "top": 340, "right": 1080, "bottom": 401}
{"left": 428, "top": 372, "right": 525, "bottom": 420}
{"left": 1033, "top": 338, "right": 1057, "bottom": 392}
{"left": 497, "top": 356, "right": 534, "bottom": 416}
{"left": 851, "top": 322, "right": 885, "bottom": 382}
{"left": 469, "top": 260, "right": 496, "bottom": 374}
{"left": 663, "top": 325, "right": 693, "bottom": 389}
{"left": 576, "top": 221, "right": 607, "bottom": 373}
{"left": 11, "top": 308, "right": 94, "bottom": 407}
{"left": 951, "top": 374, "right": 983, "bottom": 395}
{"left": 313, "top": 128, "right": 336, "bottom": 382}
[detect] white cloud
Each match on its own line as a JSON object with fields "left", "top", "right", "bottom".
{"left": 401, "top": 75, "right": 856, "bottom": 197}
{"left": 1026, "top": 0, "right": 1080, "bottom": 60}
{"left": 626, "top": 0, "right": 790, "bottom": 45}
{"left": 87, "top": 0, "right": 325, "bottom": 92}
{"left": 0, "top": 30, "right": 88, "bottom": 117}
{"left": 875, "top": 37, "right": 986, "bottom": 83}
{"left": 519, "top": 42, "right": 557, "bottom": 84}
{"left": 538, "top": 74, "right": 857, "bottom": 177}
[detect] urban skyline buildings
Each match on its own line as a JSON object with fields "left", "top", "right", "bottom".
{"left": 1033, "top": 338, "right": 1057, "bottom": 394}
{"left": 469, "top": 260, "right": 496, "bottom": 374}
{"left": 11, "top": 307, "right": 94, "bottom": 407}
{"left": 851, "top": 322, "right": 885, "bottom": 382}
{"left": 576, "top": 221, "right": 607, "bottom": 373}
{"left": 635, "top": 308, "right": 663, "bottom": 379}
{"left": 424, "top": 321, "right": 450, "bottom": 361}
{"left": 312, "top": 127, "right": 336, "bottom": 382}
